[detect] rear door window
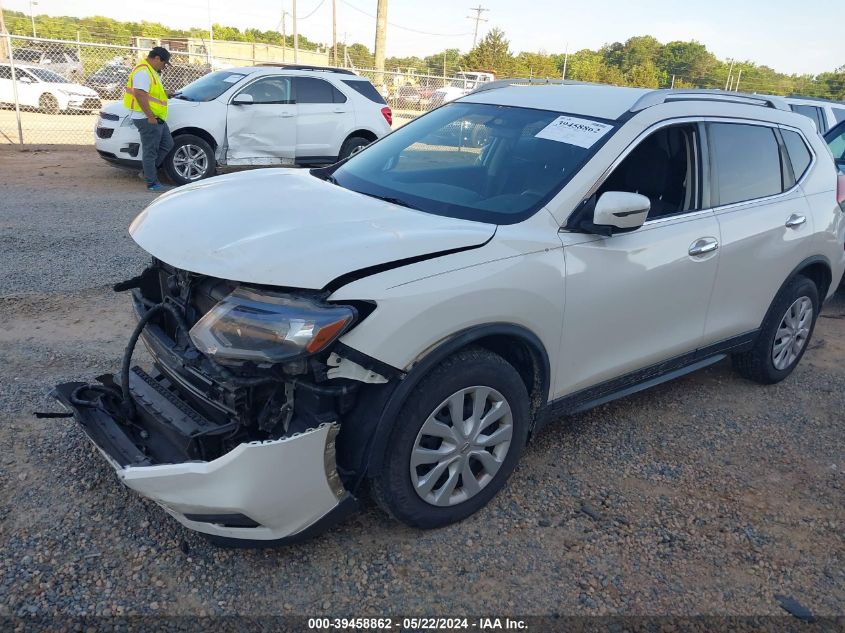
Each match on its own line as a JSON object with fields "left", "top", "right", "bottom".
{"left": 295, "top": 77, "right": 338, "bottom": 104}
{"left": 832, "top": 108, "right": 845, "bottom": 124}
{"left": 0, "top": 66, "right": 12, "bottom": 80}
{"left": 708, "top": 123, "right": 783, "bottom": 206}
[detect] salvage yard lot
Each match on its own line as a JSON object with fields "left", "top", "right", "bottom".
{"left": 0, "top": 145, "right": 843, "bottom": 619}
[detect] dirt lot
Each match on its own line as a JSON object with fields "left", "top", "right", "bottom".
{"left": 0, "top": 145, "right": 843, "bottom": 624}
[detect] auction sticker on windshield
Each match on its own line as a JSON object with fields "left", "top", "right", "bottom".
{"left": 223, "top": 74, "right": 246, "bottom": 83}
{"left": 535, "top": 115, "right": 613, "bottom": 148}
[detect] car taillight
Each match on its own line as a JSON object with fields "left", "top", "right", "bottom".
{"left": 838, "top": 174, "right": 845, "bottom": 211}
{"left": 381, "top": 106, "right": 392, "bottom": 126}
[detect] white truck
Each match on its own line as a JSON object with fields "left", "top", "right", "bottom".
{"left": 430, "top": 71, "right": 495, "bottom": 107}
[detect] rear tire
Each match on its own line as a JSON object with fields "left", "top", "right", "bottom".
{"left": 338, "top": 135, "right": 371, "bottom": 161}
{"left": 371, "top": 348, "right": 530, "bottom": 529}
{"left": 39, "top": 93, "right": 59, "bottom": 115}
{"left": 732, "top": 275, "right": 820, "bottom": 384}
{"left": 163, "top": 134, "right": 215, "bottom": 185}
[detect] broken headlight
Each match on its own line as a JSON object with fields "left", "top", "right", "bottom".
{"left": 189, "top": 287, "right": 355, "bottom": 365}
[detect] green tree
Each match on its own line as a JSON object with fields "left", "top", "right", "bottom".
{"left": 462, "top": 27, "right": 513, "bottom": 75}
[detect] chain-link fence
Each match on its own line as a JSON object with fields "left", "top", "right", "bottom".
{"left": 0, "top": 34, "right": 471, "bottom": 144}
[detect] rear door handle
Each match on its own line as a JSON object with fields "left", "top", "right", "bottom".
{"left": 689, "top": 238, "right": 719, "bottom": 257}
{"left": 280, "top": 112, "right": 295, "bottom": 118}
{"left": 333, "top": 108, "right": 346, "bottom": 114}
{"left": 785, "top": 213, "right": 807, "bottom": 228}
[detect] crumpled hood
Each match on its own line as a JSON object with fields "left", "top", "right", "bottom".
{"left": 129, "top": 169, "right": 495, "bottom": 289}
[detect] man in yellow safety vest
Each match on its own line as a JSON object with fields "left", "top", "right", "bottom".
{"left": 124, "top": 47, "right": 173, "bottom": 191}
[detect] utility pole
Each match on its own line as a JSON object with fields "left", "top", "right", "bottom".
{"left": 292, "top": 0, "right": 298, "bottom": 63}
{"left": 207, "top": 0, "right": 214, "bottom": 64}
{"left": 29, "top": 0, "right": 37, "bottom": 38}
{"left": 561, "top": 41, "right": 568, "bottom": 80}
{"left": 467, "top": 5, "right": 488, "bottom": 49}
{"left": 724, "top": 59, "right": 734, "bottom": 91}
{"left": 0, "top": 0, "right": 8, "bottom": 62}
{"left": 281, "top": 10, "right": 290, "bottom": 62}
{"left": 332, "top": 0, "right": 337, "bottom": 67}
{"left": 733, "top": 69, "right": 742, "bottom": 92}
{"left": 374, "top": 0, "right": 387, "bottom": 74}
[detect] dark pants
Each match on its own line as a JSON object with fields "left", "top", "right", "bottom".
{"left": 133, "top": 118, "right": 174, "bottom": 184}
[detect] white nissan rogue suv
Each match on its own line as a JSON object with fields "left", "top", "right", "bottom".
{"left": 55, "top": 83, "right": 845, "bottom": 546}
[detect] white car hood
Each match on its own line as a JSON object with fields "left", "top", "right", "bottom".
{"left": 129, "top": 169, "right": 495, "bottom": 289}
{"left": 44, "top": 81, "right": 98, "bottom": 97}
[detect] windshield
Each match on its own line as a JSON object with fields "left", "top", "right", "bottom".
{"left": 328, "top": 102, "right": 615, "bottom": 224}
{"left": 26, "top": 68, "right": 70, "bottom": 83}
{"left": 174, "top": 70, "right": 246, "bottom": 102}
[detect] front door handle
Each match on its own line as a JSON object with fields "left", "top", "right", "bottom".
{"left": 280, "top": 112, "right": 295, "bottom": 118}
{"left": 333, "top": 108, "right": 346, "bottom": 114}
{"left": 689, "top": 238, "right": 719, "bottom": 257}
{"left": 785, "top": 214, "right": 807, "bottom": 228}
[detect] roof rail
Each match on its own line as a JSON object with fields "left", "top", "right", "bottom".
{"left": 630, "top": 89, "right": 791, "bottom": 112}
{"left": 469, "top": 78, "right": 591, "bottom": 95}
{"left": 784, "top": 94, "right": 845, "bottom": 105}
{"left": 256, "top": 63, "right": 357, "bottom": 76}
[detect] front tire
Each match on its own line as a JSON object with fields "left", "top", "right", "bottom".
{"left": 163, "top": 134, "right": 215, "bottom": 185}
{"left": 39, "top": 93, "right": 59, "bottom": 115}
{"left": 732, "top": 275, "right": 820, "bottom": 384}
{"left": 371, "top": 348, "right": 530, "bottom": 529}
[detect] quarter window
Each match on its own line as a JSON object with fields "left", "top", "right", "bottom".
{"left": 0, "top": 66, "right": 12, "bottom": 80}
{"left": 709, "top": 123, "right": 783, "bottom": 206}
{"left": 833, "top": 108, "right": 845, "bottom": 124}
{"left": 781, "top": 130, "right": 812, "bottom": 182}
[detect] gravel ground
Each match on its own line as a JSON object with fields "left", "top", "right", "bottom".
{"left": 1, "top": 145, "right": 844, "bottom": 622}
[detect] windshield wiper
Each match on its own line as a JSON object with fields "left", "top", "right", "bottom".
{"left": 358, "top": 191, "right": 419, "bottom": 210}
{"left": 172, "top": 92, "right": 192, "bottom": 101}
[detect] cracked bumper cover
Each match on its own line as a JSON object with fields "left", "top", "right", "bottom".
{"left": 52, "top": 382, "right": 357, "bottom": 544}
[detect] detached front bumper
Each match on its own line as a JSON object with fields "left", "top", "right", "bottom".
{"left": 52, "top": 376, "right": 357, "bottom": 546}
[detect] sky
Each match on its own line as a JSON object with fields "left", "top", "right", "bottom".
{"left": 4, "top": 0, "right": 843, "bottom": 75}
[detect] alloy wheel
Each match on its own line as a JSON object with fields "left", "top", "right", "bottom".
{"left": 172, "top": 144, "right": 209, "bottom": 181}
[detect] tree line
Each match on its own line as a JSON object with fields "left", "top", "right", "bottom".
{"left": 3, "top": 9, "right": 843, "bottom": 99}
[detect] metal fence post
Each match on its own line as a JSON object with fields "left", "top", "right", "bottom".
{"left": 6, "top": 34, "right": 24, "bottom": 144}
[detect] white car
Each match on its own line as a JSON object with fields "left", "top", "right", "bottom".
{"left": 0, "top": 62, "right": 101, "bottom": 114}
{"left": 783, "top": 96, "right": 845, "bottom": 134}
{"left": 94, "top": 65, "right": 393, "bottom": 185}
{"left": 55, "top": 84, "right": 845, "bottom": 545}
{"left": 430, "top": 71, "right": 495, "bottom": 107}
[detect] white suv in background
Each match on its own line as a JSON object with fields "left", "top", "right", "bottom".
{"left": 94, "top": 64, "right": 393, "bottom": 185}
{"left": 783, "top": 96, "right": 845, "bottom": 134}
{"left": 56, "top": 85, "right": 845, "bottom": 546}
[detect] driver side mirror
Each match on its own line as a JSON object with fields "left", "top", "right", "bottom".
{"left": 18, "top": 75, "right": 33, "bottom": 84}
{"left": 593, "top": 191, "right": 650, "bottom": 231}
{"left": 231, "top": 93, "right": 254, "bottom": 105}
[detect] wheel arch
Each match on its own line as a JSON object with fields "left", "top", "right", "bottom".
{"left": 171, "top": 126, "right": 218, "bottom": 151}
{"left": 354, "top": 323, "right": 551, "bottom": 481}
{"left": 758, "top": 255, "right": 833, "bottom": 332}
{"left": 344, "top": 128, "right": 379, "bottom": 144}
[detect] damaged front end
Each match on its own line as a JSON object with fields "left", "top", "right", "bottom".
{"left": 52, "top": 260, "right": 391, "bottom": 545}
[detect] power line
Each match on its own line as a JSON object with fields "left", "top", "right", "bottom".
{"left": 297, "top": 0, "right": 325, "bottom": 21}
